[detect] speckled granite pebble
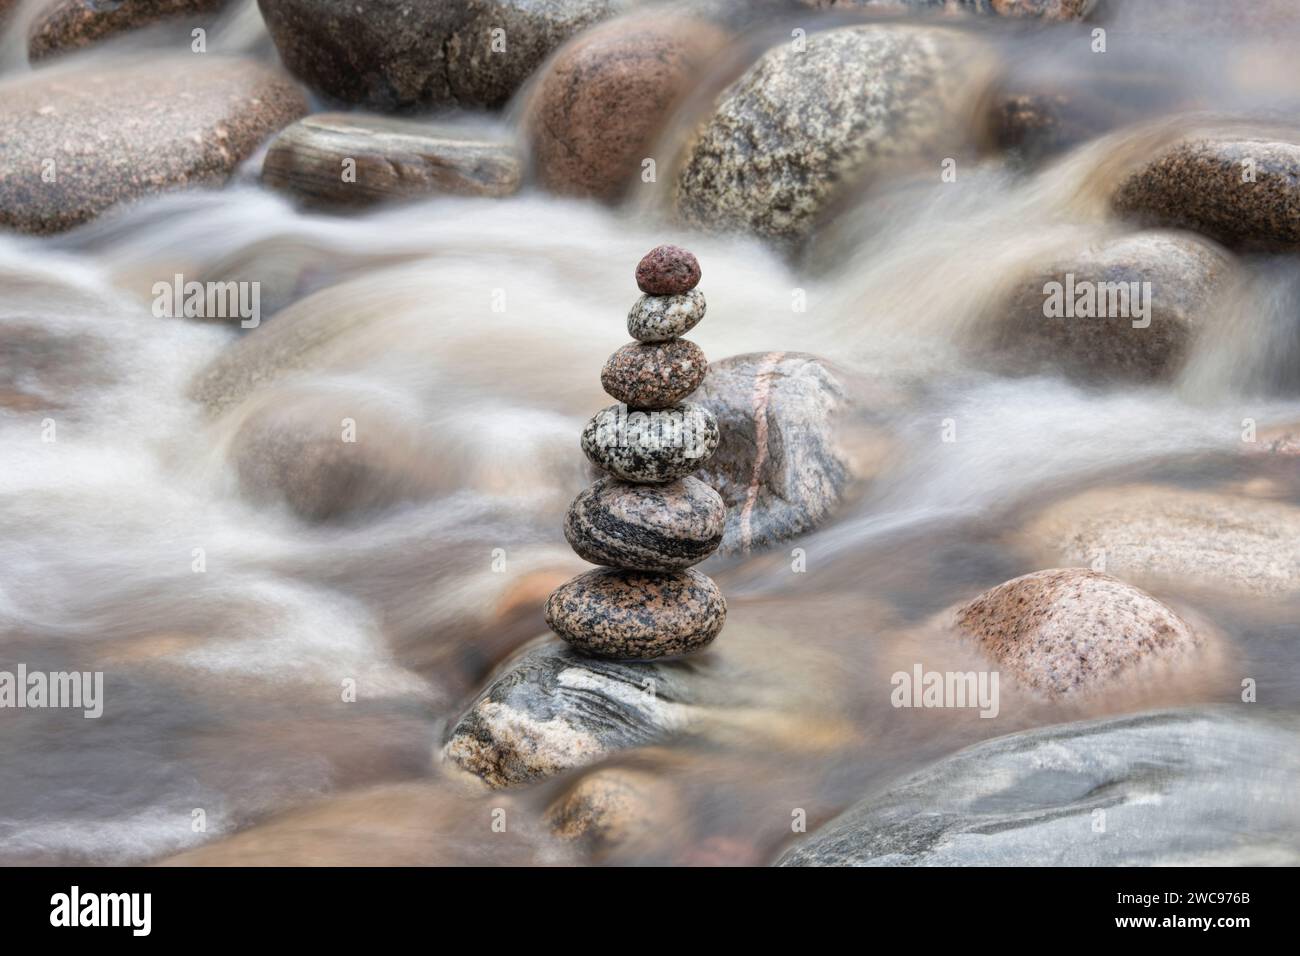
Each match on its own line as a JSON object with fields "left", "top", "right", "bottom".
{"left": 635, "top": 244, "right": 701, "bottom": 294}
{"left": 601, "top": 338, "right": 707, "bottom": 409}
{"left": 581, "top": 401, "right": 719, "bottom": 482}
{"left": 953, "top": 568, "right": 1202, "bottom": 697}
{"left": 627, "top": 289, "right": 706, "bottom": 342}
{"left": 29, "top": 0, "right": 232, "bottom": 61}
{"left": 565, "top": 475, "right": 725, "bottom": 571}
{"left": 1113, "top": 133, "right": 1300, "bottom": 250}
{"left": 545, "top": 567, "right": 726, "bottom": 659}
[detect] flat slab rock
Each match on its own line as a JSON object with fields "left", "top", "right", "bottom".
{"left": 442, "top": 641, "right": 707, "bottom": 788}
{"left": 779, "top": 707, "right": 1300, "bottom": 866}
{"left": 262, "top": 113, "right": 522, "bottom": 207}
{"left": 0, "top": 56, "right": 307, "bottom": 234}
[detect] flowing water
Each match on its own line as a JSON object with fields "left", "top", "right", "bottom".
{"left": 1, "top": 0, "right": 1299, "bottom": 865}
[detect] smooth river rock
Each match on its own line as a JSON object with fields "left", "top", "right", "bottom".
{"left": 691, "top": 352, "right": 856, "bottom": 554}
{"left": 635, "top": 243, "right": 701, "bottom": 295}
{"left": 256, "top": 0, "right": 630, "bottom": 112}
{"left": 779, "top": 707, "right": 1300, "bottom": 866}
{"left": 29, "top": 0, "right": 233, "bottom": 60}
{"left": 1017, "top": 484, "right": 1300, "bottom": 599}
{"left": 600, "top": 338, "right": 707, "bottom": 409}
{"left": 0, "top": 57, "right": 307, "bottom": 234}
{"left": 564, "top": 475, "right": 725, "bottom": 571}
{"left": 673, "top": 24, "right": 998, "bottom": 243}
{"left": 525, "top": 11, "right": 729, "bottom": 200}
{"left": 979, "top": 231, "right": 1236, "bottom": 382}
{"left": 581, "top": 401, "right": 719, "bottom": 483}
{"left": 545, "top": 567, "right": 726, "bottom": 659}
{"left": 952, "top": 568, "right": 1204, "bottom": 698}
{"left": 442, "top": 641, "right": 704, "bottom": 787}
{"left": 261, "top": 113, "right": 522, "bottom": 207}
{"left": 1113, "top": 127, "right": 1300, "bottom": 250}
{"left": 627, "top": 289, "right": 705, "bottom": 342}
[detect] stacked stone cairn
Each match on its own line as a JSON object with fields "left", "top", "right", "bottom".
{"left": 545, "top": 245, "right": 727, "bottom": 660}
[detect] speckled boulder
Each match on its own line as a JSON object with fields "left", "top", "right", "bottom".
{"left": 601, "top": 338, "right": 707, "bottom": 409}
{"left": 779, "top": 708, "right": 1300, "bottom": 866}
{"left": 581, "top": 401, "right": 719, "bottom": 483}
{"left": 564, "top": 475, "right": 725, "bottom": 571}
{"left": 627, "top": 289, "right": 705, "bottom": 342}
{"left": 673, "top": 24, "right": 998, "bottom": 243}
{"left": 0, "top": 57, "right": 307, "bottom": 235}
{"left": 441, "top": 641, "right": 703, "bottom": 786}
{"left": 29, "top": 0, "right": 233, "bottom": 60}
{"left": 635, "top": 244, "right": 701, "bottom": 295}
{"left": 526, "top": 11, "right": 729, "bottom": 200}
{"left": 1113, "top": 131, "right": 1300, "bottom": 250}
{"left": 691, "top": 352, "right": 856, "bottom": 554}
{"left": 546, "top": 567, "right": 726, "bottom": 659}
{"left": 262, "top": 113, "right": 522, "bottom": 207}
{"left": 1017, "top": 484, "right": 1300, "bottom": 599}
{"left": 256, "top": 0, "right": 630, "bottom": 112}
{"left": 980, "top": 231, "right": 1235, "bottom": 382}
{"left": 952, "top": 568, "right": 1203, "bottom": 697}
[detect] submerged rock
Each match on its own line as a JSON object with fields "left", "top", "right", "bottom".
{"left": 545, "top": 567, "right": 727, "bottom": 659}
{"left": 952, "top": 568, "right": 1204, "bottom": 698}
{"left": 979, "top": 231, "right": 1235, "bottom": 382}
{"left": 1017, "top": 484, "right": 1300, "bottom": 599}
{"left": 779, "top": 708, "right": 1300, "bottom": 865}
{"left": 256, "top": 0, "right": 630, "bottom": 112}
{"left": 690, "top": 352, "right": 857, "bottom": 554}
{"left": 261, "top": 113, "right": 522, "bottom": 207}
{"left": 0, "top": 57, "right": 306, "bottom": 234}
{"left": 545, "top": 766, "right": 684, "bottom": 858}
{"left": 1113, "top": 129, "right": 1300, "bottom": 250}
{"left": 672, "top": 23, "right": 997, "bottom": 243}
{"left": 28, "top": 0, "right": 233, "bottom": 60}
{"left": 525, "top": 11, "right": 729, "bottom": 200}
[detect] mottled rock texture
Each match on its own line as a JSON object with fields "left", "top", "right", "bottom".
{"left": 1018, "top": 484, "right": 1300, "bottom": 598}
{"left": 981, "top": 231, "right": 1235, "bottom": 382}
{"left": 627, "top": 290, "right": 705, "bottom": 342}
{"left": 565, "top": 476, "right": 725, "bottom": 571}
{"left": 581, "top": 401, "right": 719, "bottom": 483}
{"left": 256, "top": 0, "right": 629, "bottom": 112}
{"left": 779, "top": 708, "right": 1300, "bottom": 866}
{"left": 545, "top": 567, "right": 726, "bottom": 658}
{"left": 29, "top": 0, "right": 233, "bottom": 60}
{"left": 546, "top": 767, "right": 684, "bottom": 857}
{"left": 952, "top": 568, "right": 1203, "bottom": 697}
{"left": 1113, "top": 133, "right": 1300, "bottom": 250}
{"left": 601, "top": 338, "right": 707, "bottom": 409}
{"left": 691, "top": 352, "right": 854, "bottom": 554}
{"left": 526, "top": 12, "right": 729, "bottom": 200}
{"left": 673, "top": 24, "right": 997, "bottom": 242}
{"left": 0, "top": 57, "right": 306, "bottom": 234}
{"left": 262, "top": 113, "right": 521, "bottom": 206}
{"left": 442, "top": 641, "right": 702, "bottom": 786}
{"left": 635, "top": 244, "right": 701, "bottom": 295}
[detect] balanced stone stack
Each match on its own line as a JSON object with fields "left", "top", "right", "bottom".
{"left": 545, "top": 245, "right": 727, "bottom": 660}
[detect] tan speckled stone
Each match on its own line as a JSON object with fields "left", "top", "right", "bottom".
{"left": 601, "top": 338, "right": 707, "bottom": 409}
{"left": 954, "top": 568, "right": 1203, "bottom": 697}
{"left": 0, "top": 57, "right": 307, "bottom": 234}
{"left": 545, "top": 567, "right": 726, "bottom": 659}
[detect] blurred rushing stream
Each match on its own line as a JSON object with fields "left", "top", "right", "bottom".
{"left": 1, "top": 0, "right": 1299, "bottom": 865}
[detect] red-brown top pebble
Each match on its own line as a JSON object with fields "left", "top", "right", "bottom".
{"left": 636, "top": 244, "right": 701, "bottom": 295}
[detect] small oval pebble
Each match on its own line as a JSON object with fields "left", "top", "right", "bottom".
{"left": 580, "top": 401, "right": 719, "bottom": 482}
{"left": 601, "top": 339, "right": 707, "bottom": 409}
{"left": 565, "top": 476, "right": 725, "bottom": 571}
{"left": 627, "top": 290, "right": 705, "bottom": 342}
{"left": 635, "top": 244, "right": 701, "bottom": 295}
{"left": 545, "top": 567, "right": 727, "bottom": 659}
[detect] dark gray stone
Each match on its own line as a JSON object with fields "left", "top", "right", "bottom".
{"left": 564, "top": 475, "right": 725, "bottom": 571}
